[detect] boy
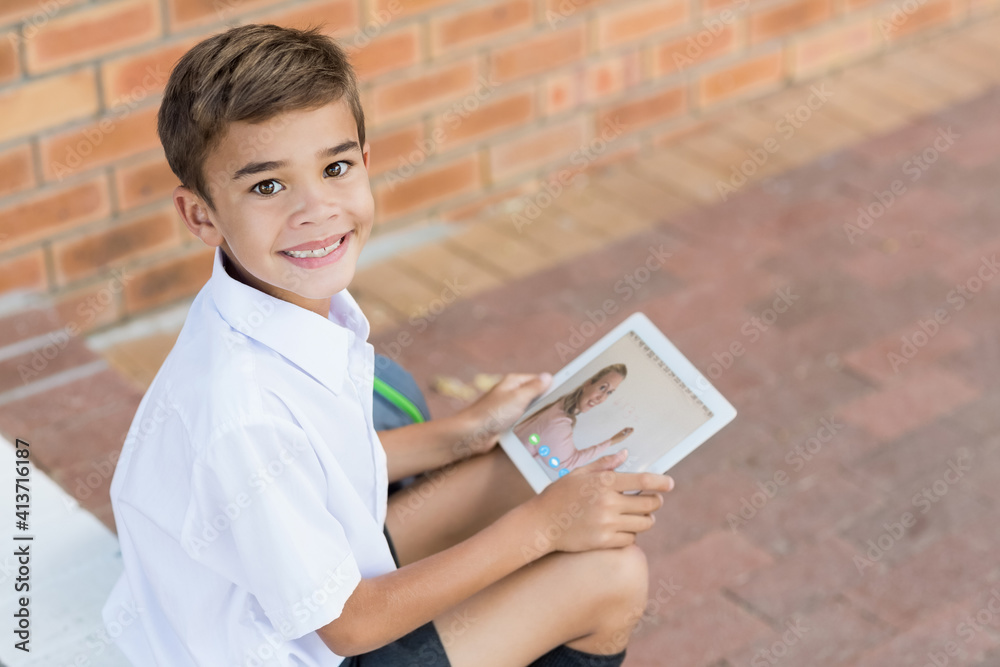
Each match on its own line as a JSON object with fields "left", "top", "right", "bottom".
{"left": 102, "top": 24, "right": 674, "bottom": 667}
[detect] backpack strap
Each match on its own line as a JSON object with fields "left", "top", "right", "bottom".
{"left": 373, "top": 376, "right": 426, "bottom": 424}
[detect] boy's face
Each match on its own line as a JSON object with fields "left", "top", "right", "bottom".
{"left": 176, "top": 99, "right": 373, "bottom": 316}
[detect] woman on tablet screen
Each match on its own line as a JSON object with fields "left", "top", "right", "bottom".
{"left": 513, "top": 363, "right": 635, "bottom": 476}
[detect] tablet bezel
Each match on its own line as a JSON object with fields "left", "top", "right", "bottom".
{"left": 497, "top": 312, "right": 737, "bottom": 494}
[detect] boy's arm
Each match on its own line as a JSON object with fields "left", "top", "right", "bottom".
{"left": 380, "top": 373, "right": 553, "bottom": 483}
{"left": 317, "top": 499, "right": 542, "bottom": 656}
{"left": 379, "top": 413, "right": 477, "bottom": 483}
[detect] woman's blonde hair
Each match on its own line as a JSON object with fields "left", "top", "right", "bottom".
{"left": 521, "top": 364, "right": 628, "bottom": 428}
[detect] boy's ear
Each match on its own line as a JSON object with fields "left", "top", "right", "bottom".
{"left": 362, "top": 142, "right": 370, "bottom": 170}
{"left": 173, "top": 185, "right": 224, "bottom": 247}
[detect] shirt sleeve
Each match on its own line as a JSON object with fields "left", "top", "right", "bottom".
{"left": 180, "top": 415, "right": 362, "bottom": 641}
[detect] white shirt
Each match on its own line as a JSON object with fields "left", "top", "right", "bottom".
{"left": 102, "top": 247, "right": 396, "bottom": 666}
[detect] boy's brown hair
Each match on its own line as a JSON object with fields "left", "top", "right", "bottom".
{"left": 158, "top": 23, "right": 365, "bottom": 210}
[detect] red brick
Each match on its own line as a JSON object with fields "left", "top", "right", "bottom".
{"left": 439, "top": 182, "right": 533, "bottom": 222}
{"left": 750, "top": 0, "right": 833, "bottom": 44}
{"left": 838, "top": 368, "right": 979, "bottom": 442}
{"left": 597, "top": 0, "right": 689, "bottom": 49}
{"left": 489, "top": 118, "right": 586, "bottom": 181}
{"left": 430, "top": 0, "right": 533, "bottom": 54}
{"left": 646, "top": 530, "right": 773, "bottom": 604}
{"left": 586, "top": 53, "right": 641, "bottom": 100}
{"left": 699, "top": 50, "right": 784, "bottom": 107}
{"left": 367, "top": 124, "right": 425, "bottom": 178}
{"left": 374, "top": 154, "right": 480, "bottom": 219}
{"left": 53, "top": 208, "right": 182, "bottom": 285}
{"left": 0, "top": 35, "right": 18, "bottom": 84}
{"left": 0, "top": 68, "right": 99, "bottom": 144}
{"left": 850, "top": 592, "right": 1000, "bottom": 667}
{"left": 597, "top": 85, "right": 686, "bottom": 135}
{"left": 0, "top": 0, "right": 85, "bottom": 25}
{"left": 789, "top": 17, "right": 877, "bottom": 79}
{"left": 969, "top": 0, "right": 1000, "bottom": 12}
{"left": 490, "top": 25, "right": 586, "bottom": 83}
{"left": 699, "top": 0, "right": 742, "bottom": 11}
{"left": 0, "top": 144, "right": 36, "bottom": 198}
{"left": 101, "top": 39, "right": 197, "bottom": 108}
{"left": 0, "top": 368, "right": 140, "bottom": 491}
{"left": 878, "top": 0, "right": 958, "bottom": 40}
{"left": 0, "top": 308, "right": 66, "bottom": 350}
{"left": 555, "top": 135, "right": 639, "bottom": 174}
{"left": 0, "top": 177, "right": 110, "bottom": 250}
{"left": 727, "top": 537, "right": 863, "bottom": 619}
{"left": 542, "top": 0, "right": 616, "bottom": 13}
{"left": 0, "top": 332, "right": 101, "bottom": 395}
{"left": 368, "top": 59, "right": 479, "bottom": 124}
{"left": 115, "top": 152, "right": 180, "bottom": 211}
{"left": 256, "top": 0, "right": 359, "bottom": 35}
{"left": 167, "top": 0, "right": 284, "bottom": 30}
{"left": 846, "top": 533, "right": 998, "bottom": 628}
{"left": 25, "top": 0, "right": 161, "bottom": 74}
{"left": 843, "top": 323, "right": 975, "bottom": 385}
{"left": 434, "top": 91, "right": 535, "bottom": 150}
{"left": 738, "top": 468, "right": 883, "bottom": 549}
{"left": 637, "top": 594, "right": 772, "bottom": 664}
{"left": 350, "top": 25, "right": 420, "bottom": 82}
{"left": 0, "top": 249, "right": 46, "bottom": 294}
{"left": 654, "top": 24, "right": 740, "bottom": 76}
{"left": 542, "top": 73, "right": 582, "bottom": 116}
{"left": 40, "top": 105, "right": 160, "bottom": 182}
{"left": 370, "top": 0, "right": 460, "bottom": 17}
{"left": 650, "top": 116, "right": 710, "bottom": 148}
{"left": 123, "top": 246, "right": 214, "bottom": 314}
{"left": 54, "top": 281, "right": 125, "bottom": 333}
{"left": 727, "top": 601, "right": 890, "bottom": 667}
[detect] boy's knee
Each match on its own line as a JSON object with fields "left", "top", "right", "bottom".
{"left": 583, "top": 546, "right": 650, "bottom": 649}
{"left": 610, "top": 544, "right": 649, "bottom": 601}
{"left": 582, "top": 545, "right": 649, "bottom": 605}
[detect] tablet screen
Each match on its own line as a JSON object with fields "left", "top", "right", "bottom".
{"left": 512, "top": 330, "right": 714, "bottom": 480}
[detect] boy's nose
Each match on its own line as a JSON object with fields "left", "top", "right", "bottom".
{"left": 289, "top": 180, "right": 340, "bottom": 226}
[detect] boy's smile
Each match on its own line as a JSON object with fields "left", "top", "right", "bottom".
{"left": 174, "top": 99, "right": 374, "bottom": 317}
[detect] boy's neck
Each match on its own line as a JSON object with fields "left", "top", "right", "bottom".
{"left": 220, "top": 249, "right": 331, "bottom": 319}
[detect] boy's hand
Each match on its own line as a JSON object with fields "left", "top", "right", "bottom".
{"left": 457, "top": 373, "right": 552, "bottom": 455}
{"left": 526, "top": 450, "right": 674, "bottom": 553}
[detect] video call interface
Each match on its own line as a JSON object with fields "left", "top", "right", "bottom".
{"left": 513, "top": 332, "right": 714, "bottom": 480}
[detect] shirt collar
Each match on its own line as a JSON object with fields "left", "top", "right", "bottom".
{"left": 207, "top": 247, "right": 369, "bottom": 395}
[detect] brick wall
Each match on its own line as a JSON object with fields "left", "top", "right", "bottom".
{"left": 0, "top": 0, "right": 995, "bottom": 330}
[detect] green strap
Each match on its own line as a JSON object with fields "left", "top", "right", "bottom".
{"left": 373, "top": 376, "right": 425, "bottom": 424}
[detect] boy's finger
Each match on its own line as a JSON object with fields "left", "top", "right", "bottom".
{"left": 527, "top": 372, "right": 552, "bottom": 391}
{"left": 511, "top": 372, "right": 552, "bottom": 397}
{"left": 499, "top": 372, "right": 548, "bottom": 389}
{"left": 612, "top": 471, "right": 675, "bottom": 493}
{"left": 572, "top": 449, "right": 628, "bottom": 475}
{"left": 618, "top": 492, "right": 663, "bottom": 515}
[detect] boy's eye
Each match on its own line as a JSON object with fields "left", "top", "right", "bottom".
{"left": 325, "top": 161, "right": 352, "bottom": 178}
{"left": 251, "top": 180, "right": 283, "bottom": 196}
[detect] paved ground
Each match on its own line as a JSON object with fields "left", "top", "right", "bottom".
{"left": 370, "top": 84, "right": 1000, "bottom": 667}
{"left": 1, "top": 16, "right": 999, "bottom": 667}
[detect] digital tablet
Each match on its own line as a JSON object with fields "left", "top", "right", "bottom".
{"left": 498, "top": 312, "right": 737, "bottom": 494}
